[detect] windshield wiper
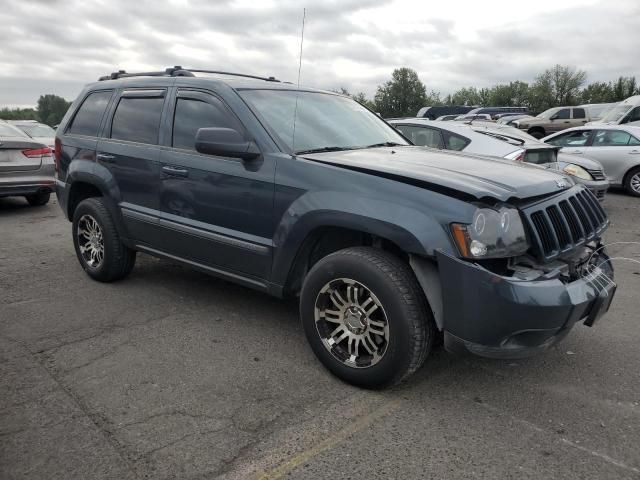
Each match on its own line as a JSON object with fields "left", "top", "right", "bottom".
{"left": 295, "top": 146, "right": 357, "bottom": 155}
{"left": 365, "top": 142, "right": 404, "bottom": 148}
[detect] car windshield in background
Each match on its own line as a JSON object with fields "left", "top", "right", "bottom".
{"left": 239, "top": 90, "right": 408, "bottom": 154}
{"left": 17, "top": 124, "right": 55, "bottom": 137}
{"left": 600, "top": 105, "right": 632, "bottom": 123}
{"left": 0, "top": 123, "right": 27, "bottom": 137}
{"left": 536, "top": 108, "right": 558, "bottom": 119}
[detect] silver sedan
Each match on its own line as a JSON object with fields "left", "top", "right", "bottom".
{"left": 542, "top": 125, "right": 640, "bottom": 196}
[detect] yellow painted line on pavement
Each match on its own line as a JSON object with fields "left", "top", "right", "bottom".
{"left": 256, "top": 397, "right": 403, "bottom": 480}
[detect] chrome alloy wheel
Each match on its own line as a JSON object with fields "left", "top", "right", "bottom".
{"left": 314, "top": 278, "right": 390, "bottom": 368}
{"left": 77, "top": 214, "right": 104, "bottom": 268}
{"left": 631, "top": 172, "right": 640, "bottom": 194}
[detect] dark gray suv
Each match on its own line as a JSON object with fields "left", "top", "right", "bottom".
{"left": 55, "top": 67, "right": 616, "bottom": 388}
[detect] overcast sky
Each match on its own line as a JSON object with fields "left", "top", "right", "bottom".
{"left": 1, "top": 0, "right": 638, "bottom": 107}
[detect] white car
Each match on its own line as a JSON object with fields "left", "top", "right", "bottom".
{"left": 542, "top": 125, "right": 640, "bottom": 196}
{"left": 388, "top": 119, "right": 610, "bottom": 200}
{"left": 587, "top": 95, "right": 640, "bottom": 127}
{"left": 7, "top": 120, "right": 56, "bottom": 150}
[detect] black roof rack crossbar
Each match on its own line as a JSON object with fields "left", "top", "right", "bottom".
{"left": 185, "top": 69, "right": 280, "bottom": 82}
{"left": 98, "top": 66, "right": 279, "bottom": 82}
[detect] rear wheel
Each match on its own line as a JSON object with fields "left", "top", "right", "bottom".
{"left": 624, "top": 167, "right": 640, "bottom": 197}
{"left": 25, "top": 191, "right": 50, "bottom": 206}
{"left": 72, "top": 198, "right": 136, "bottom": 282}
{"left": 300, "top": 247, "right": 435, "bottom": 389}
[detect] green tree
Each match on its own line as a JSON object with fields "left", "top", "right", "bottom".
{"left": 447, "top": 87, "right": 482, "bottom": 106}
{"left": 37, "top": 94, "right": 71, "bottom": 126}
{"left": 611, "top": 76, "right": 638, "bottom": 101}
{"left": 488, "top": 81, "right": 530, "bottom": 106}
{"left": 530, "top": 65, "right": 586, "bottom": 112}
{"left": 580, "top": 81, "right": 615, "bottom": 103}
{"left": 373, "top": 68, "right": 427, "bottom": 117}
{"left": 352, "top": 92, "right": 376, "bottom": 111}
{"left": 0, "top": 107, "right": 39, "bottom": 121}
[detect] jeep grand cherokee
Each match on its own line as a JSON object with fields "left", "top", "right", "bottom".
{"left": 54, "top": 67, "right": 616, "bottom": 388}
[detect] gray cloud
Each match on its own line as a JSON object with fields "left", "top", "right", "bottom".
{"left": 0, "top": 0, "right": 638, "bottom": 107}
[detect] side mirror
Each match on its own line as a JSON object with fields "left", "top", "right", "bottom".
{"left": 549, "top": 115, "right": 558, "bottom": 121}
{"left": 195, "top": 127, "right": 260, "bottom": 160}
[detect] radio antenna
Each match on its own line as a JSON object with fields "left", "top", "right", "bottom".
{"left": 291, "top": 7, "right": 306, "bottom": 153}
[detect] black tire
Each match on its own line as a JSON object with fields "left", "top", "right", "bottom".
{"left": 528, "top": 128, "right": 545, "bottom": 139}
{"left": 72, "top": 197, "right": 136, "bottom": 282}
{"left": 25, "top": 191, "right": 50, "bottom": 206}
{"left": 300, "top": 247, "right": 435, "bottom": 389}
{"left": 623, "top": 166, "right": 640, "bottom": 197}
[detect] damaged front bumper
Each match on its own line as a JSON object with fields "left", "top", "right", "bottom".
{"left": 431, "top": 249, "right": 616, "bottom": 359}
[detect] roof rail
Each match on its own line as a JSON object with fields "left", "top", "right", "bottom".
{"left": 98, "top": 66, "right": 280, "bottom": 82}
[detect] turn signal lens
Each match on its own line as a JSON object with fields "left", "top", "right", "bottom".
{"left": 450, "top": 224, "right": 471, "bottom": 257}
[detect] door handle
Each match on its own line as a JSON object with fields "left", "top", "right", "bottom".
{"left": 162, "top": 165, "right": 189, "bottom": 177}
{"left": 570, "top": 150, "right": 583, "bottom": 154}
{"left": 97, "top": 153, "right": 116, "bottom": 163}
{"left": 629, "top": 150, "right": 640, "bottom": 154}
{"left": 563, "top": 121, "right": 570, "bottom": 124}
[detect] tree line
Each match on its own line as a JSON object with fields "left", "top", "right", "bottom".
{"left": 0, "top": 95, "right": 72, "bottom": 127}
{"left": 342, "top": 64, "right": 639, "bottom": 118}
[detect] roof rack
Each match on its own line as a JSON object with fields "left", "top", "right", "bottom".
{"left": 98, "top": 66, "right": 280, "bottom": 83}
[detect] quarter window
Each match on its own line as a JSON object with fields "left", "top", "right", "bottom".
{"left": 111, "top": 97, "right": 164, "bottom": 145}
{"left": 622, "top": 106, "right": 640, "bottom": 124}
{"left": 395, "top": 125, "right": 442, "bottom": 149}
{"left": 172, "top": 97, "right": 241, "bottom": 150}
{"left": 443, "top": 131, "right": 470, "bottom": 151}
{"left": 67, "top": 90, "right": 112, "bottom": 137}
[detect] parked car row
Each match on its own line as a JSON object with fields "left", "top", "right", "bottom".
{"left": 388, "top": 118, "right": 610, "bottom": 199}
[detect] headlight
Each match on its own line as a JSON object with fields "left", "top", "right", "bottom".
{"left": 563, "top": 164, "right": 592, "bottom": 180}
{"left": 450, "top": 207, "right": 529, "bottom": 259}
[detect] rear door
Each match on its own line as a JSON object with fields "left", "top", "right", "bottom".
{"left": 583, "top": 129, "right": 640, "bottom": 184}
{"left": 97, "top": 89, "right": 167, "bottom": 245}
{"left": 571, "top": 107, "right": 589, "bottom": 127}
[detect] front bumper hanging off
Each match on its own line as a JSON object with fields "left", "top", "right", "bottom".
{"left": 432, "top": 250, "right": 616, "bottom": 359}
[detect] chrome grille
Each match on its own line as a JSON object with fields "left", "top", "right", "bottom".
{"left": 522, "top": 187, "right": 608, "bottom": 261}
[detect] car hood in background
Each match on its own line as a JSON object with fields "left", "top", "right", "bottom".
{"left": 302, "top": 146, "right": 573, "bottom": 202}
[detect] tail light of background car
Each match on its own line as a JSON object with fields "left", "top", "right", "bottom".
{"left": 54, "top": 138, "right": 62, "bottom": 174}
{"left": 504, "top": 149, "right": 526, "bottom": 162}
{"left": 22, "top": 147, "right": 52, "bottom": 158}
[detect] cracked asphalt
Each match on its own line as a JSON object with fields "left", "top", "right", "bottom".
{"left": 1, "top": 191, "right": 639, "bottom": 480}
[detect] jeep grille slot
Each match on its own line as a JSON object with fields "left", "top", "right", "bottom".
{"left": 523, "top": 188, "right": 608, "bottom": 261}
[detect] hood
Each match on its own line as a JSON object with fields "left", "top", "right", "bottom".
{"left": 302, "top": 146, "right": 573, "bottom": 202}
{"left": 556, "top": 152, "right": 604, "bottom": 170}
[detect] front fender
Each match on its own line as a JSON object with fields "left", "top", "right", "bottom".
{"left": 270, "top": 190, "right": 460, "bottom": 286}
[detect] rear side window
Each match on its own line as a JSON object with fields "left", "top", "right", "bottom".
{"left": 546, "top": 130, "right": 591, "bottom": 147}
{"left": 573, "top": 108, "right": 586, "bottom": 119}
{"left": 67, "top": 90, "right": 112, "bottom": 136}
{"left": 111, "top": 97, "right": 164, "bottom": 145}
{"left": 172, "top": 97, "right": 241, "bottom": 150}
{"left": 442, "top": 131, "right": 470, "bottom": 151}
{"left": 395, "top": 125, "right": 442, "bottom": 149}
{"left": 593, "top": 130, "right": 636, "bottom": 146}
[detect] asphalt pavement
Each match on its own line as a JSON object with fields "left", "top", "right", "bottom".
{"left": 1, "top": 191, "right": 639, "bottom": 480}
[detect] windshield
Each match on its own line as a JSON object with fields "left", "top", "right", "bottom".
{"left": 16, "top": 124, "right": 55, "bottom": 137}
{"left": 239, "top": 90, "right": 408, "bottom": 153}
{"left": 536, "top": 108, "right": 559, "bottom": 119}
{"left": 600, "top": 104, "right": 632, "bottom": 123}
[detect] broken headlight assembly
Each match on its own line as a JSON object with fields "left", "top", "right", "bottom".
{"left": 450, "top": 207, "right": 529, "bottom": 259}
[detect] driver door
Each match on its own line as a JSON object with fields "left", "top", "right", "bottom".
{"left": 157, "top": 88, "right": 275, "bottom": 279}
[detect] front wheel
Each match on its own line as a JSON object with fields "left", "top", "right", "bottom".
{"left": 624, "top": 166, "right": 640, "bottom": 197}
{"left": 300, "top": 247, "right": 435, "bottom": 389}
